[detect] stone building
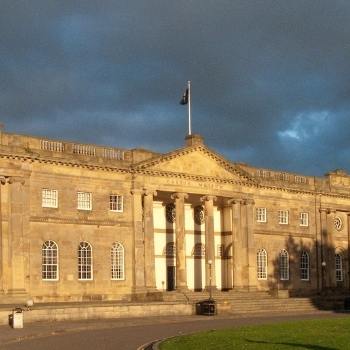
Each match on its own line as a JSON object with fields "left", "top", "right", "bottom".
{"left": 0, "top": 128, "right": 349, "bottom": 304}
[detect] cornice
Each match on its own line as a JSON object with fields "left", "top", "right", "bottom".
{"left": 2, "top": 149, "right": 350, "bottom": 201}
{"left": 0, "top": 151, "right": 130, "bottom": 174}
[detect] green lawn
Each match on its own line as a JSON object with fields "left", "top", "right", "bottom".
{"left": 160, "top": 317, "right": 350, "bottom": 350}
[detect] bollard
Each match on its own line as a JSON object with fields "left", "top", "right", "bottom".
{"left": 12, "top": 308, "right": 23, "bottom": 329}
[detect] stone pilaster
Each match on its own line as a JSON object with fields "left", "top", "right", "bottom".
{"left": 228, "top": 198, "right": 243, "bottom": 290}
{"left": 326, "top": 209, "right": 336, "bottom": 288}
{"left": 143, "top": 189, "right": 157, "bottom": 290}
{"left": 243, "top": 198, "right": 256, "bottom": 290}
{"left": 0, "top": 176, "right": 6, "bottom": 294}
{"left": 131, "top": 188, "right": 146, "bottom": 294}
{"left": 347, "top": 214, "right": 350, "bottom": 292}
{"left": 171, "top": 192, "right": 188, "bottom": 290}
{"left": 201, "top": 195, "right": 217, "bottom": 290}
{"left": 7, "top": 176, "right": 27, "bottom": 295}
{"left": 319, "top": 208, "right": 336, "bottom": 289}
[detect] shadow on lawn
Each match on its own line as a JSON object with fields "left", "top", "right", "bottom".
{"left": 245, "top": 339, "right": 337, "bottom": 350}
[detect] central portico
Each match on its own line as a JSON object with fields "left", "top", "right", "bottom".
{"left": 131, "top": 134, "right": 256, "bottom": 294}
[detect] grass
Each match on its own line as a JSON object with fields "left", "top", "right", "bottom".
{"left": 160, "top": 317, "right": 350, "bottom": 350}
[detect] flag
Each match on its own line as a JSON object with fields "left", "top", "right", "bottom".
{"left": 180, "top": 88, "right": 189, "bottom": 105}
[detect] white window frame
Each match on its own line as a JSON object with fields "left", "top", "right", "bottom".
{"left": 42, "top": 240, "right": 59, "bottom": 281}
{"left": 335, "top": 253, "right": 343, "bottom": 282}
{"left": 77, "top": 192, "right": 92, "bottom": 211}
{"left": 300, "top": 212, "right": 309, "bottom": 227}
{"left": 300, "top": 251, "right": 310, "bottom": 281}
{"left": 256, "top": 208, "right": 267, "bottom": 223}
{"left": 42, "top": 189, "right": 58, "bottom": 208}
{"left": 78, "top": 241, "right": 93, "bottom": 280}
{"left": 278, "top": 210, "right": 289, "bottom": 225}
{"left": 111, "top": 242, "right": 125, "bottom": 280}
{"left": 109, "top": 194, "right": 123, "bottom": 212}
{"left": 257, "top": 249, "right": 267, "bottom": 280}
{"left": 279, "top": 249, "right": 289, "bottom": 280}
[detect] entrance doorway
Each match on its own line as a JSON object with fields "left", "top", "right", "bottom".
{"left": 167, "top": 266, "right": 176, "bottom": 291}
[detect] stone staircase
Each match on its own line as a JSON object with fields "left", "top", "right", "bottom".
{"left": 162, "top": 290, "right": 343, "bottom": 315}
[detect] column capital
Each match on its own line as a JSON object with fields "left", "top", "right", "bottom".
{"left": 319, "top": 208, "right": 335, "bottom": 214}
{"left": 242, "top": 198, "right": 255, "bottom": 206}
{"left": 200, "top": 195, "right": 217, "bottom": 203}
{"left": 0, "top": 176, "right": 6, "bottom": 185}
{"left": 143, "top": 188, "right": 157, "bottom": 197}
{"left": 227, "top": 198, "right": 242, "bottom": 205}
{"left": 7, "top": 176, "right": 25, "bottom": 185}
{"left": 171, "top": 192, "right": 189, "bottom": 200}
{"left": 130, "top": 188, "right": 143, "bottom": 195}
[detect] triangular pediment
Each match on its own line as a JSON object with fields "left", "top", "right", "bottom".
{"left": 133, "top": 145, "right": 255, "bottom": 183}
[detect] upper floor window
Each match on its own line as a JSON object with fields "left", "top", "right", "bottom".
{"left": 257, "top": 249, "right": 267, "bottom": 280}
{"left": 111, "top": 242, "right": 125, "bottom": 280}
{"left": 77, "top": 192, "right": 92, "bottom": 211}
{"left": 78, "top": 241, "right": 93, "bottom": 280}
{"left": 256, "top": 208, "right": 267, "bottom": 223}
{"left": 217, "top": 244, "right": 224, "bottom": 257}
{"left": 110, "top": 195, "right": 123, "bottom": 212}
{"left": 278, "top": 210, "right": 289, "bottom": 225}
{"left": 42, "top": 240, "right": 58, "bottom": 280}
{"left": 300, "top": 212, "right": 309, "bottom": 227}
{"left": 335, "top": 253, "right": 343, "bottom": 282}
{"left": 42, "top": 189, "right": 58, "bottom": 208}
{"left": 164, "top": 242, "right": 176, "bottom": 257}
{"left": 300, "top": 251, "right": 310, "bottom": 281}
{"left": 279, "top": 249, "right": 289, "bottom": 280}
{"left": 192, "top": 243, "right": 205, "bottom": 257}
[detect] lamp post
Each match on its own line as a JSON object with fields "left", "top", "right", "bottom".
{"left": 208, "top": 259, "right": 213, "bottom": 301}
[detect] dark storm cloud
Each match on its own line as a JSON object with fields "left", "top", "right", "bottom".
{"left": 1, "top": 1, "right": 350, "bottom": 175}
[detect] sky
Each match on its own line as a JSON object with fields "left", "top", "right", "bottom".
{"left": 1, "top": 1, "right": 350, "bottom": 176}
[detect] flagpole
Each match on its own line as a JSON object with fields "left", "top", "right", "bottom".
{"left": 188, "top": 80, "right": 191, "bottom": 135}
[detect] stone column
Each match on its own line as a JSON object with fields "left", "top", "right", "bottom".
{"left": 244, "top": 198, "right": 256, "bottom": 290}
{"left": 7, "top": 176, "right": 27, "bottom": 295}
{"left": 228, "top": 198, "right": 243, "bottom": 290}
{"left": 201, "top": 195, "right": 217, "bottom": 290}
{"left": 0, "top": 176, "right": 6, "bottom": 294}
{"left": 143, "top": 189, "right": 157, "bottom": 290}
{"left": 171, "top": 192, "right": 188, "bottom": 291}
{"left": 131, "top": 188, "right": 146, "bottom": 294}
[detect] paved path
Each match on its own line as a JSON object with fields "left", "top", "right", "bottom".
{"left": 0, "top": 311, "right": 348, "bottom": 350}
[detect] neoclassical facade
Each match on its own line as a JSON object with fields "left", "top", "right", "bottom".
{"left": 0, "top": 129, "right": 349, "bottom": 304}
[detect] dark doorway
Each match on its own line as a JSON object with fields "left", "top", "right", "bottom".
{"left": 167, "top": 266, "right": 176, "bottom": 291}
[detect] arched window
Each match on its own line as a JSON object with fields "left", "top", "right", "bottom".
{"left": 78, "top": 242, "right": 93, "bottom": 280}
{"left": 192, "top": 243, "right": 205, "bottom": 257}
{"left": 42, "top": 240, "right": 58, "bottom": 280}
{"left": 257, "top": 249, "right": 267, "bottom": 280}
{"left": 335, "top": 253, "right": 343, "bottom": 282}
{"left": 279, "top": 249, "right": 289, "bottom": 280}
{"left": 111, "top": 242, "right": 125, "bottom": 280}
{"left": 300, "top": 251, "right": 309, "bottom": 281}
{"left": 163, "top": 242, "right": 176, "bottom": 257}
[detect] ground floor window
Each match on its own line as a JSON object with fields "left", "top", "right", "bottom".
{"left": 300, "top": 251, "right": 309, "bottom": 281}
{"left": 111, "top": 242, "right": 125, "bottom": 280}
{"left": 78, "top": 241, "right": 93, "bottom": 280}
{"left": 335, "top": 254, "right": 343, "bottom": 282}
{"left": 42, "top": 240, "right": 58, "bottom": 280}
{"left": 257, "top": 249, "right": 267, "bottom": 280}
{"left": 279, "top": 249, "right": 289, "bottom": 280}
